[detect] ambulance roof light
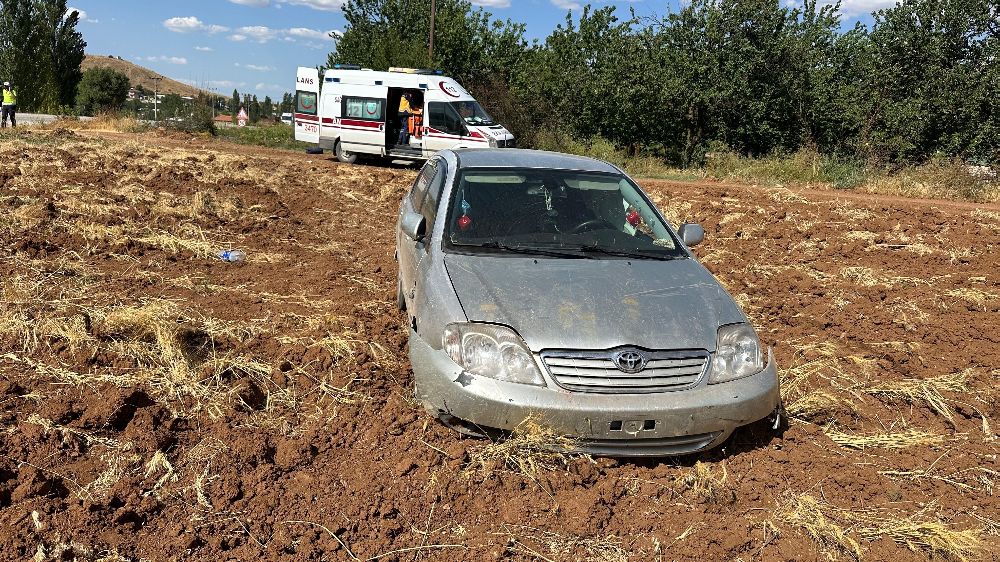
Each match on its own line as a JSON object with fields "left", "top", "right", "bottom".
{"left": 389, "top": 67, "right": 444, "bottom": 75}
{"left": 332, "top": 63, "right": 361, "bottom": 70}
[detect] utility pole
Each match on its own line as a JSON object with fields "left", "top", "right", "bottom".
{"left": 429, "top": 0, "right": 436, "bottom": 61}
{"left": 153, "top": 77, "right": 161, "bottom": 122}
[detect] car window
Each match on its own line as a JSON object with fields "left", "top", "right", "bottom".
{"left": 420, "top": 161, "right": 448, "bottom": 228}
{"left": 409, "top": 160, "right": 437, "bottom": 209}
{"left": 428, "top": 102, "right": 465, "bottom": 136}
{"left": 443, "top": 168, "right": 683, "bottom": 258}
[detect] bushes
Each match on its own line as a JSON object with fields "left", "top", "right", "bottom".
{"left": 165, "top": 104, "right": 216, "bottom": 135}
{"left": 76, "top": 68, "right": 130, "bottom": 117}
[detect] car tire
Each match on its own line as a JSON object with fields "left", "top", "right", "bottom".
{"left": 335, "top": 141, "right": 357, "bottom": 164}
{"left": 396, "top": 279, "right": 407, "bottom": 311}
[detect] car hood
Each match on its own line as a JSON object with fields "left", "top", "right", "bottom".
{"left": 444, "top": 254, "right": 746, "bottom": 352}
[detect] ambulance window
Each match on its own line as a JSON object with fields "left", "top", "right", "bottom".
{"left": 344, "top": 96, "right": 384, "bottom": 121}
{"left": 428, "top": 102, "right": 465, "bottom": 136}
{"left": 420, "top": 161, "right": 448, "bottom": 227}
{"left": 409, "top": 160, "right": 437, "bottom": 209}
{"left": 296, "top": 91, "right": 317, "bottom": 115}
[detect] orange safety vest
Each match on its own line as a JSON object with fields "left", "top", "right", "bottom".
{"left": 408, "top": 112, "right": 423, "bottom": 137}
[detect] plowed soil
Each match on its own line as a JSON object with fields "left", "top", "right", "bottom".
{"left": 1, "top": 129, "right": 997, "bottom": 562}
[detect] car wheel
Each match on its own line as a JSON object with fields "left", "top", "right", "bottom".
{"left": 396, "top": 279, "right": 406, "bottom": 311}
{"left": 335, "top": 141, "right": 357, "bottom": 164}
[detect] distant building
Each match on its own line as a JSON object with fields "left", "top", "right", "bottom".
{"left": 213, "top": 114, "right": 234, "bottom": 128}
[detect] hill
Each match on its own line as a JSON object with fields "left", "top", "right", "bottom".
{"left": 82, "top": 55, "right": 213, "bottom": 98}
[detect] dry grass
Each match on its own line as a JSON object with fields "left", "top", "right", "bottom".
{"left": 675, "top": 462, "right": 735, "bottom": 504}
{"left": 778, "top": 494, "right": 863, "bottom": 560}
{"left": 496, "top": 524, "right": 628, "bottom": 562}
{"left": 824, "top": 427, "right": 946, "bottom": 450}
{"left": 778, "top": 494, "right": 986, "bottom": 561}
{"left": 779, "top": 342, "right": 865, "bottom": 422}
{"left": 464, "top": 418, "right": 585, "bottom": 480}
{"left": 865, "top": 371, "right": 971, "bottom": 424}
{"left": 43, "top": 114, "right": 150, "bottom": 134}
{"left": 945, "top": 288, "right": 998, "bottom": 307}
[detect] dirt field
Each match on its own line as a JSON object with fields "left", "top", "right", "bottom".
{"left": 0, "top": 128, "right": 997, "bottom": 562}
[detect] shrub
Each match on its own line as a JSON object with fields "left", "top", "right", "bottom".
{"left": 75, "top": 68, "right": 130, "bottom": 116}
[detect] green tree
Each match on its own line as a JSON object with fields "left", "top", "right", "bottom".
{"left": 249, "top": 95, "right": 261, "bottom": 123}
{"left": 330, "top": 0, "right": 526, "bottom": 86}
{"left": 262, "top": 95, "right": 273, "bottom": 120}
{"left": 75, "top": 67, "right": 130, "bottom": 116}
{"left": 38, "top": 0, "right": 86, "bottom": 109}
{"left": 231, "top": 88, "right": 240, "bottom": 119}
{"left": 862, "top": 0, "right": 999, "bottom": 163}
{"left": 0, "top": 0, "right": 86, "bottom": 112}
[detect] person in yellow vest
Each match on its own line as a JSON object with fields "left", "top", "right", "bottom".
{"left": 1, "top": 82, "right": 15, "bottom": 128}
{"left": 397, "top": 92, "right": 414, "bottom": 146}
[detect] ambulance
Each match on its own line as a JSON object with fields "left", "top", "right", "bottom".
{"left": 293, "top": 65, "right": 515, "bottom": 163}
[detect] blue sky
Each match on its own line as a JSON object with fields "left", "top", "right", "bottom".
{"left": 69, "top": 0, "right": 888, "bottom": 100}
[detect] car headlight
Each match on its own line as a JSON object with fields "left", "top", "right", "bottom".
{"left": 488, "top": 136, "right": 498, "bottom": 148}
{"left": 442, "top": 323, "right": 545, "bottom": 386}
{"left": 708, "top": 323, "right": 764, "bottom": 384}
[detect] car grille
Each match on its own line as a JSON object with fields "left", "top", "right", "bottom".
{"left": 540, "top": 349, "right": 710, "bottom": 393}
{"left": 495, "top": 138, "right": 516, "bottom": 148}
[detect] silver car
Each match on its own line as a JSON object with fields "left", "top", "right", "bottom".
{"left": 396, "top": 149, "right": 781, "bottom": 456}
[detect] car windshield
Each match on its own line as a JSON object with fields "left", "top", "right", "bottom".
{"left": 452, "top": 101, "right": 494, "bottom": 126}
{"left": 445, "top": 168, "right": 685, "bottom": 259}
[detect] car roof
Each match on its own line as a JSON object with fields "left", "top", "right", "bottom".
{"left": 449, "top": 149, "right": 622, "bottom": 174}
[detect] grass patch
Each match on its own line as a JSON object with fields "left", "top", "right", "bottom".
{"left": 216, "top": 124, "right": 312, "bottom": 151}
{"left": 706, "top": 146, "right": 866, "bottom": 189}
{"left": 464, "top": 418, "right": 584, "bottom": 480}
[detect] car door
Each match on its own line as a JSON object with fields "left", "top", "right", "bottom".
{"left": 409, "top": 160, "right": 448, "bottom": 321}
{"left": 398, "top": 159, "right": 439, "bottom": 309}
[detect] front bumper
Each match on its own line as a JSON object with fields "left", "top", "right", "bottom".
{"left": 410, "top": 330, "right": 781, "bottom": 456}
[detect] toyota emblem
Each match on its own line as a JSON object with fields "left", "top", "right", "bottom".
{"left": 613, "top": 350, "right": 646, "bottom": 374}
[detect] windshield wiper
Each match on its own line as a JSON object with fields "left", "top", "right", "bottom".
{"left": 576, "top": 244, "right": 677, "bottom": 261}
{"left": 464, "top": 240, "right": 588, "bottom": 259}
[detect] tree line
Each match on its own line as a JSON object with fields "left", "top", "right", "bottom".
{"left": 0, "top": 0, "right": 86, "bottom": 113}
{"left": 330, "top": 0, "right": 999, "bottom": 166}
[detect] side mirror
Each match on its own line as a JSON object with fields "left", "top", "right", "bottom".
{"left": 401, "top": 211, "right": 427, "bottom": 242}
{"left": 678, "top": 223, "right": 705, "bottom": 247}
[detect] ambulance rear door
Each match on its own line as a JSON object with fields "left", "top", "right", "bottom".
{"left": 294, "top": 67, "right": 320, "bottom": 144}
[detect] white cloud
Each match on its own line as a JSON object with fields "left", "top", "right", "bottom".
{"left": 234, "top": 25, "right": 279, "bottom": 43}
{"left": 286, "top": 27, "right": 339, "bottom": 41}
{"left": 470, "top": 0, "right": 510, "bottom": 6}
{"left": 255, "top": 82, "right": 283, "bottom": 92}
{"left": 229, "top": 0, "right": 270, "bottom": 5}
{"left": 144, "top": 56, "right": 188, "bottom": 65}
{"left": 163, "top": 16, "right": 228, "bottom": 34}
{"left": 551, "top": 0, "right": 581, "bottom": 9}
{"left": 194, "top": 46, "right": 214, "bottom": 52}
{"left": 277, "top": 0, "right": 346, "bottom": 11}
{"left": 227, "top": 26, "right": 339, "bottom": 44}
{"left": 67, "top": 6, "right": 97, "bottom": 23}
{"left": 236, "top": 63, "right": 276, "bottom": 71}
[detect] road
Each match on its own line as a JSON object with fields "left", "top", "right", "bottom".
{"left": 8, "top": 113, "right": 93, "bottom": 126}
